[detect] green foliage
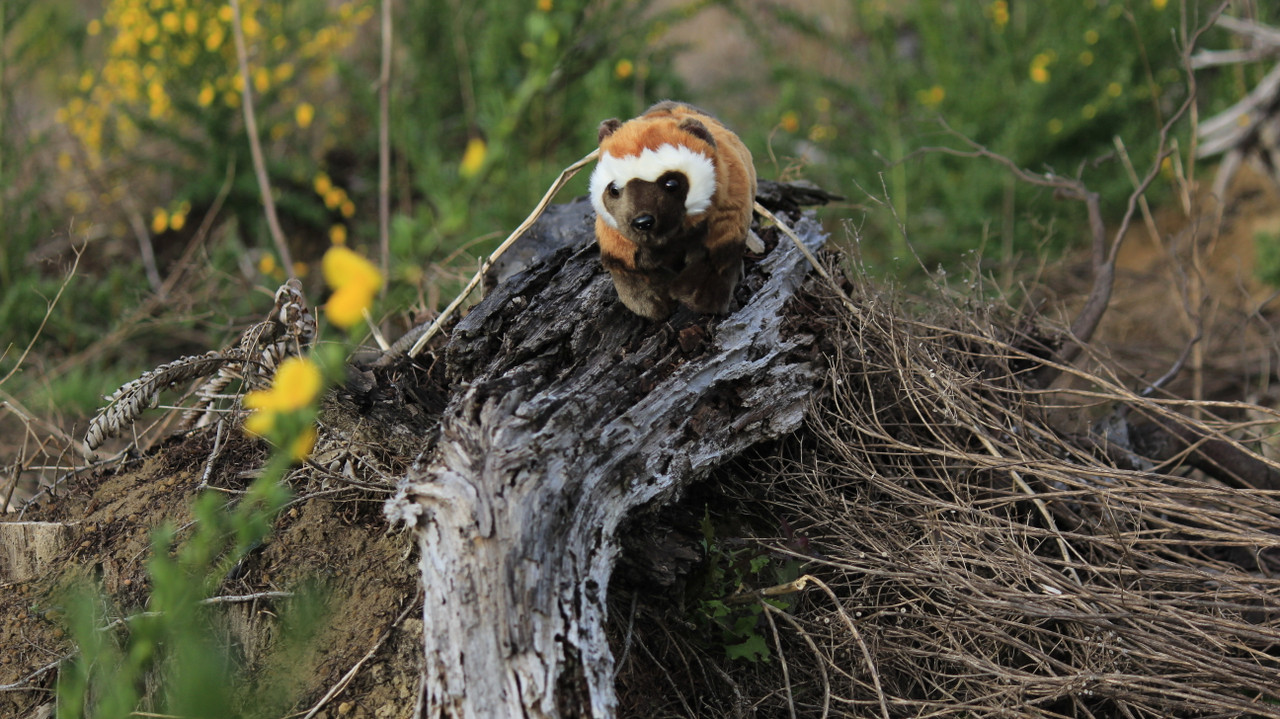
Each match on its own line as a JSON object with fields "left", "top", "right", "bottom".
{"left": 0, "top": 1, "right": 77, "bottom": 361}
{"left": 1256, "top": 229, "right": 1280, "bottom": 289}
{"left": 57, "top": 0, "right": 373, "bottom": 258}
{"left": 730, "top": 0, "right": 1248, "bottom": 270}
{"left": 54, "top": 473, "right": 313, "bottom": 719}
{"left": 386, "top": 0, "right": 687, "bottom": 276}
{"left": 52, "top": 271, "right": 368, "bottom": 715}
{"left": 689, "top": 509, "right": 802, "bottom": 663}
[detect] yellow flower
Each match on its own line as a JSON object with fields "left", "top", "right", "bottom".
{"left": 245, "top": 357, "right": 324, "bottom": 413}
{"left": 289, "top": 426, "right": 317, "bottom": 461}
{"left": 243, "top": 409, "right": 276, "bottom": 437}
{"left": 1084, "top": 29, "right": 1099, "bottom": 45}
{"left": 1047, "top": 118, "right": 1063, "bottom": 134}
{"left": 1106, "top": 82, "right": 1123, "bottom": 97}
{"left": 314, "top": 172, "right": 332, "bottom": 196}
{"left": 242, "top": 357, "right": 324, "bottom": 445}
{"left": 243, "top": 14, "right": 262, "bottom": 38}
{"left": 989, "top": 0, "right": 1009, "bottom": 29}
{"left": 87, "top": 19, "right": 101, "bottom": 36}
{"left": 614, "top": 59, "right": 634, "bottom": 80}
{"left": 151, "top": 207, "right": 169, "bottom": 234}
{"left": 296, "top": 102, "right": 315, "bottom": 129}
{"left": 170, "top": 210, "right": 187, "bottom": 231}
{"left": 1152, "top": 0, "right": 1167, "bottom": 9}
{"left": 323, "top": 246, "right": 382, "bottom": 329}
{"left": 258, "top": 253, "right": 278, "bottom": 276}
{"left": 916, "top": 85, "right": 945, "bottom": 108}
{"left": 1081, "top": 104, "right": 1097, "bottom": 119}
{"left": 324, "top": 246, "right": 382, "bottom": 292}
{"left": 323, "top": 186, "right": 346, "bottom": 210}
{"left": 459, "top": 137, "right": 487, "bottom": 178}
{"left": 329, "top": 224, "right": 348, "bottom": 245}
{"left": 779, "top": 111, "right": 799, "bottom": 133}
{"left": 205, "top": 25, "right": 225, "bottom": 51}
{"left": 1078, "top": 50, "right": 1093, "bottom": 66}
{"left": 808, "top": 124, "right": 836, "bottom": 142}
{"left": 327, "top": 283, "right": 375, "bottom": 328}
{"left": 253, "top": 66, "right": 271, "bottom": 94}
{"left": 1030, "top": 53, "right": 1052, "bottom": 84}
{"left": 198, "top": 83, "right": 215, "bottom": 107}
{"left": 340, "top": 199, "right": 355, "bottom": 218}
{"left": 537, "top": 0, "right": 552, "bottom": 10}
{"left": 293, "top": 261, "right": 309, "bottom": 278}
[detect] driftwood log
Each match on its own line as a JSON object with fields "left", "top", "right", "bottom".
{"left": 382, "top": 194, "right": 830, "bottom": 718}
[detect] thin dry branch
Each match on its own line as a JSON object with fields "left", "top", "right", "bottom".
{"left": 903, "top": 6, "right": 1219, "bottom": 386}
{"left": 298, "top": 592, "right": 420, "bottom": 719}
{"left": 377, "top": 0, "right": 392, "bottom": 294}
{"left": 384, "top": 148, "right": 599, "bottom": 362}
{"left": 0, "top": 246, "right": 82, "bottom": 387}
{"left": 228, "top": 0, "right": 294, "bottom": 275}
{"left": 695, "top": 270, "right": 1280, "bottom": 717}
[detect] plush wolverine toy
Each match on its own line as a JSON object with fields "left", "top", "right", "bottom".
{"left": 589, "top": 101, "right": 761, "bottom": 320}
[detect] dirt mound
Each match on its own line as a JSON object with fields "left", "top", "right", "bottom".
{"left": 1, "top": 428, "right": 422, "bottom": 719}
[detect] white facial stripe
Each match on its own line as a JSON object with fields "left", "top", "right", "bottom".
{"left": 589, "top": 163, "right": 620, "bottom": 229}
{"left": 589, "top": 143, "right": 717, "bottom": 226}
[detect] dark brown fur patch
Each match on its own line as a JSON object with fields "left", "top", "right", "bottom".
{"left": 599, "top": 175, "right": 690, "bottom": 251}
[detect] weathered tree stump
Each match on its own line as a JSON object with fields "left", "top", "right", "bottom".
{"left": 383, "top": 195, "right": 829, "bottom": 718}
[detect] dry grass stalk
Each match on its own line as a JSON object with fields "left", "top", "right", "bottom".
{"left": 85, "top": 351, "right": 240, "bottom": 451}
{"left": 396, "top": 148, "right": 600, "bottom": 360}
{"left": 633, "top": 270, "right": 1280, "bottom": 718}
{"left": 85, "top": 280, "right": 316, "bottom": 450}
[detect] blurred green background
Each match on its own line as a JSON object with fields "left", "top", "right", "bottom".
{"left": 0, "top": 0, "right": 1272, "bottom": 423}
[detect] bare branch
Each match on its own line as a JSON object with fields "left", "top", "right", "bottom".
{"left": 228, "top": 0, "right": 294, "bottom": 275}
{"left": 387, "top": 148, "right": 599, "bottom": 362}
{"left": 377, "top": 0, "right": 393, "bottom": 296}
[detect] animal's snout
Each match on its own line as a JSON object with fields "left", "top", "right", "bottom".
{"left": 630, "top": 214, "right": 656, "bottom": 232}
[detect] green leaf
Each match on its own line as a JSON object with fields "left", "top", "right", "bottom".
{"left": 725, "top": 633, "right": 770, "bottom": 663}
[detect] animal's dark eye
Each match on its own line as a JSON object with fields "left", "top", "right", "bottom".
{"left": 659, "top": 173, "right": 685, "bottom": 193}
{"left": 663, "top": 178, "right": 680, "bottom": 191}
{"left": 607, "top": 183, "right": 621, "bottom": 198}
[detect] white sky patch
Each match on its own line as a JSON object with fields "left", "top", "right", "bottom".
{"left": 589, "top": 143, "right": 716, "bottom": 228}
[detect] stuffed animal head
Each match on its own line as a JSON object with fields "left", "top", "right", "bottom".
{"left": 589, "top": 115, "right": 718, "bottom": 248}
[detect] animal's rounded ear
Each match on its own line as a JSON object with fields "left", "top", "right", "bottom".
{"left": 678, "top": 118, "right": 717, "bottom": 148}
{"left": 598, "top": 118, "right": 623, "bottom": 142}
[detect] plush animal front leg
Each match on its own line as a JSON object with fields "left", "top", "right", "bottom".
{"left": 601, "top": 256, "right": 678, "bottom": 320}
{"left": 668, "top": 243, "right": 741, "bottom": 315}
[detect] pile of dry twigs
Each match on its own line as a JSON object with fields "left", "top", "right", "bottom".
{"left": 617, "top": 265, "right": 1280, "bottom": 718}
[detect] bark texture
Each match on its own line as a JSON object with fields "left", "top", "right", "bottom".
{"left": 384, "top": 196, "right": 828, "bottom": 718}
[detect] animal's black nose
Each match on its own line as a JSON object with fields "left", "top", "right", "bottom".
{"left": 631, "top": 214, "right": 655, "bottom": 232}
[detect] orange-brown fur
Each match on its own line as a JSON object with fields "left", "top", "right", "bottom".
{"left": 592, "top": 101, "right": 757, "bottom": 319}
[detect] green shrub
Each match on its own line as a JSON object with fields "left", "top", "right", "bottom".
{"left": 384, "top": 0, "right": 688, "bottom": 285}
{"left": 1256, "top": 229, "right": 1280, "bottom": 289}
{"left": 57, "top": 0, "right": 373, "bottom": 267}
{"left": 726, "top": 1, "right": 1260, "bottom": 271}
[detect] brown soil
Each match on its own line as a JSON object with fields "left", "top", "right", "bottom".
{"left": 1044, "top": 164, "right": 1280, "bottom": 409}
{"left": 1, "top": 427, "right": 422, "bottom": 719}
